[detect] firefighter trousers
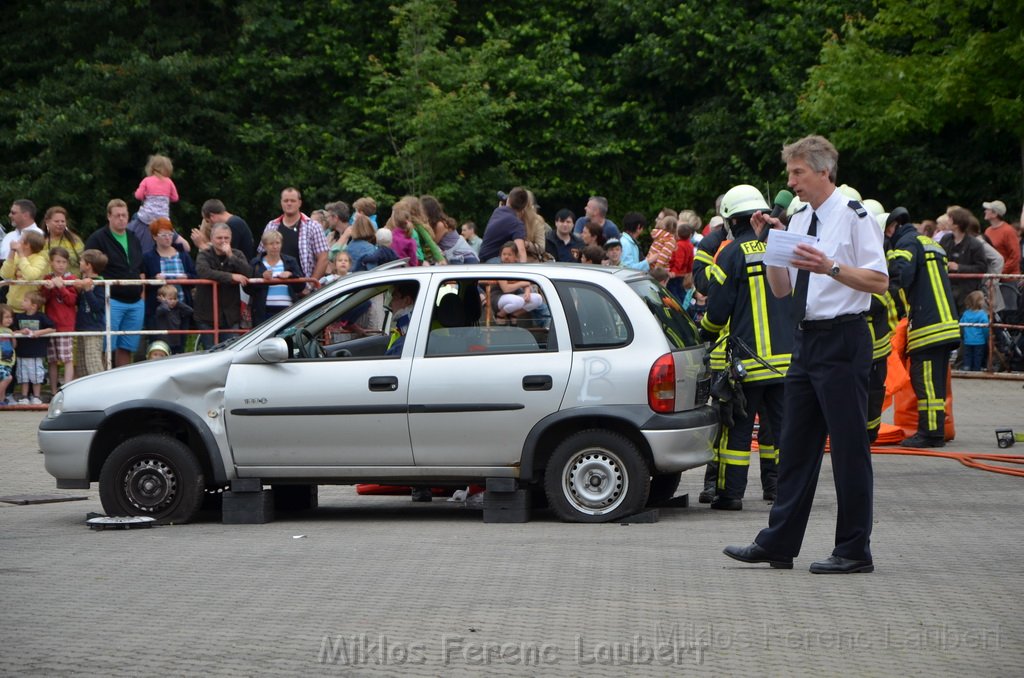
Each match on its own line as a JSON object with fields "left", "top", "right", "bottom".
{"left": 909, "top": 345, "right": 951, "bottom": 441}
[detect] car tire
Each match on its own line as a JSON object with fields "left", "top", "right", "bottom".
{"left": 544, "top": 430, "right": 650, "bottom": 523}
{"left": 99, "top": 434, "right": 205, "bottom": 524}
{"left": 647, "top": 472, "right": 682, "bottom": 506}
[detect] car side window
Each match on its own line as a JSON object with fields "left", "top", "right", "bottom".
{"left": 555, "top": 281, "right": 632, "bottom": 349}
{"left": 273, "top": 281, "right": 417, "bottom": 360}
{"left": 425, "top": 278, "right": 556, "bottom": 357}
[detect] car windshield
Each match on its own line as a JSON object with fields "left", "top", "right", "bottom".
{"left": 206, "top": 334, "right": 244, "bottom": 352}
{"left": 629, "top": 279, "right": 701, "bottom": 348}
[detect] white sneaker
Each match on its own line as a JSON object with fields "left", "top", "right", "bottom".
{"left": 16, "top": 397, "right": 30, "bottom": 405}
{"left": 29, "top": 396, "right": 43, "bottom": 405}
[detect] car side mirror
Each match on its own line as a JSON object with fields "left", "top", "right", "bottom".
{"left": 256, "top": 338, "right": 289, "bottom": 363}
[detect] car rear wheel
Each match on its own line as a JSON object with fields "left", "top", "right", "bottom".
{"left": 647, "top": 472, "right": 682, "bottom": 506}
{"left": 544, "top": 430, "right": 650, "bottom": 522}
{"left": 99, "top": 434, "right": 205, "bottom": 524}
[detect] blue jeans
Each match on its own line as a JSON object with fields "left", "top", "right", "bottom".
{"left": 107, "top": 298, "right": 145, "bottom": 351}
{"left": 962, "top": 344, "right": 986, "bottom": 371}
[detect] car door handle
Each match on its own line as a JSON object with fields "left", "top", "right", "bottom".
{"left": 522, "top": 375, "right": 552, "bottom": 391}
{"left": 369, "top": 376, "right": 399, "bottom": 391}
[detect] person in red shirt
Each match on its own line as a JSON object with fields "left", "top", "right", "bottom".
{"left": 982, "top": 200, "right": 1020, "bottom": 276}
{"left": 667, "top": 221, "right": 695, "bottom": 300}
{"left": 41, "top": 247, "right": 78, "bottom": 387}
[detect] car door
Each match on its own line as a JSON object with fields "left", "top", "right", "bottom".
{"left": 224, "top": 279, "right": 423, "bottom": 473}
{"left": 407, "top": 274, "right": 571, "bottom": 467}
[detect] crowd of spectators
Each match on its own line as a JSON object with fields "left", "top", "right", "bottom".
{"left": 1, "top": 161, "right": 1021, "bottom": 404}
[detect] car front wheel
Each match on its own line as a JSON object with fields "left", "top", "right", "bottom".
{"left": 99, "top": 434, "right": 205, "bottom": 524}
{"left": 544, "top": 430, "right": 650, "bottom": 522}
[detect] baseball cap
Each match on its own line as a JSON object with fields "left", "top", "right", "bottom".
{"left": 604, "top": 238, "right": 622, "bottom": 249}
{"left": 982, "top": 200, "right": 1007, "bottom": 217}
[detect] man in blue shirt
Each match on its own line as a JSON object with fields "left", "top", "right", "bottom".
{"left": 573, "top": 196, "right": 620, "bottom": 240}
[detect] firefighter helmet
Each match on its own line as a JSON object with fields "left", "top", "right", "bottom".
{"left": 720, "top": 184, "right": 769, "bottom": 219}
{"left": 838, "top": 184, "right": 862, "bottom": 201}
{"left": 863, "top": 199, "right": 885, "bottom": 217}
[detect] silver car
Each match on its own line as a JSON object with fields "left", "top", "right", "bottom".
{"left": 40, "top": 263, "right": 717, "bottom": 523}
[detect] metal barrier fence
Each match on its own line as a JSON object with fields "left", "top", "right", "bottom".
{"left": 948, "top": 272, "right": 1023, "bottom": 376}
{"left": 3, "top": 271, "right": 1022, "bottom": 377}
{"left": 2, "top": 276, "right": 317, "bottom": 372}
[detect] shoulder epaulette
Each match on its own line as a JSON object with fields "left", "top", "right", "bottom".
{"left": 847, "top": 200, "right": 868, "bottom": 218}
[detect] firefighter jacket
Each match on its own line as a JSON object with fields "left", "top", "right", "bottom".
{"left": 887, "top": 223, "right": 960, "bottom": 353}
{"left": 866, "top": 232, "right": 898, "bottom": 362}
{"left": 867, "top": 291, "right": 899, "bottom": 361}
{"left": 692, "top": 228, "right": 729, "bottom": 296}
{"left": 700, "top": 228, "right": 793, "bottom": 384}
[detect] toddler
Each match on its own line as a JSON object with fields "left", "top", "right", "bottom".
{"left": 959, "top": 290, "right": 989, "bottom": 371}
{"left": 42, "top": 247, "right": 78, "bottom": 387}
{"left": 604, "top": 239, "right": 623, "bottom": 267}
{"left": 0, "top": 304, "right": 16, "bottom": 405}
{"left": 154, "top": 285, "right": 193, "bottom": 354}
{"left": 146, "top": 340, "right": 171, "bottom": 360}
{"left": 319, "top": 251, "right": 352, "bottom": 287}
{"left": 0, "top": 230, "right": 48, "bottom": 312}
{"left": 134, "top": 154, "right": 179, "bottom": 226}
{"left": 579, "top": 244, "right": 605, "bottom": 265}
{"left": 14, "top": 291, "right": 55, "bottom": 404}
{"left": 72, "top": 249, "right": 109, "bottom": 376}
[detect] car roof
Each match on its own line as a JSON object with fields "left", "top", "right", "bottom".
{"left": 357, "top": 262, "right": 651, "bottom": 285}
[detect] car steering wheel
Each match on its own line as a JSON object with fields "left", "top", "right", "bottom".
{"left": 296, "top": 328, "right": 324, "bottom": 359}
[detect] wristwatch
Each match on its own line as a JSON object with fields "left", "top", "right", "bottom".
{"left": 828, "top": 261, "right": 840, "bottom": 278}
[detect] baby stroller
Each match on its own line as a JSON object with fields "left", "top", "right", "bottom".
{"left": 991, "top": 282, "right": 1024, "bottom": 372}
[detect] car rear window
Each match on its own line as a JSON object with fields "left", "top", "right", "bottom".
{"left": 628, "top": 279, "right": 702, "bottom": 349}
{"left": 555, "top": 281, "right": 632, "bottom": 349}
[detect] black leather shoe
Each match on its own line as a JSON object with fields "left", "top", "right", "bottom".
{"left": 723, "top": 543, "right": 793, "bottom": 569}
{"left": 900, "top": 433, "right": 944, "bottom": 448}
{"left": 762, "top": 488, "right": 776, "bottom": 502}
{"left": 710, "top": 496, "right": 742, "bottom": 511}
{"left": 809, "top": 555, "right": 874, "bottom": 574}
{"left": 698, "top": 484, "right": 716, "bottom": 504}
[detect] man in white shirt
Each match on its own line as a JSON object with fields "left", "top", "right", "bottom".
{"left": 1, "top": 199, "right": 44, "bottom": 263}
{"left": 724, "top": 135, "right": 888, "bottom": 575}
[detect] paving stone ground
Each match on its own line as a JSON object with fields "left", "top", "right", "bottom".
{"left": 1, "top": 377, "right": 1022, "bottom": 676}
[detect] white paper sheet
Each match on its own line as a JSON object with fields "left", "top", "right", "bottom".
{"left": 764, "top": 229, "right": 820, "bottom": 267}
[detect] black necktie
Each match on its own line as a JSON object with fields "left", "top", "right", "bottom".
{"left": 792, "top": 212, "right": 818, "bottom": 324}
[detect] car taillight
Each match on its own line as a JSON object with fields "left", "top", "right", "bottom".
{"left": 648, "top": 353, "right": 676, "bottom": 413}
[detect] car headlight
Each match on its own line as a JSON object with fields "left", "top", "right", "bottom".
{"left": 47, "top": 391, "right": 64, "bottom": 419}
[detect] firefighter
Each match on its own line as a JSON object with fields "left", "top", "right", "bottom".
{"left": 885, "top": 207, "right": 960, "bottom": 447}
{"left": 693, "top": 215, "right": 730, "bottom": 503}
{"left": 699, "top": 185, "right": 793, "bottom": 510}
{"left": 866, "top": 210, "right": 899, "bottom": 442}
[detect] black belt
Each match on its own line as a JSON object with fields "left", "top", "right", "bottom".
{"left": 798, "top": 313, "right": 865, "bottom": 331}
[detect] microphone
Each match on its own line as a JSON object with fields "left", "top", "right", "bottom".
{"left": 769, "top": 190, "right": 794, "bottom": 220}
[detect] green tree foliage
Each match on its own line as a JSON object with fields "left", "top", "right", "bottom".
{"left": 0, "top": 0, "right": 1017, "bottom": 237}
{"left": 800, "top": 0, "right": 1024, "bottom": 213}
